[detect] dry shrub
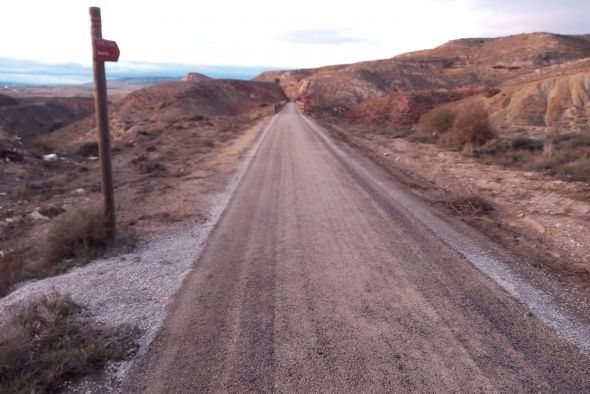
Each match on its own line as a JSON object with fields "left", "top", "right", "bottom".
{"left": 139, "top": 161, "right": 167, "bottom": 175}
{"left": 442, "top": 195, "right": 495, "bottom": 216}
{"left": 77, "top": 141, "right": 99, "bottom": 157}
{"left": 441, "top": 101, "right": 494, "bottom": 149}
{"left": 511, "top": 137, "right": 544, "bottom": 151}
{"left": 0, "top": 293, "right": 136, "bottom": 394}
{"left": 42, "top": 203, "right": 108, "bottom": 274}
{"left": 423, "top": 107, "right": 456, "bottom": 134}
{"left": 555, "top": 157, "right": 590, "bottom": 182}
{"left": 0, "top": 254, "right": 24, "bottom": 297}
{"left": 476, "top": 132, "right": 590, "bottom": 184}
{"left": 32, "top": 135, "right": 57, "bottom": 153}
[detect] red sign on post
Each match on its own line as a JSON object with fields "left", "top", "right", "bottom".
{"left": 93, "top": 38, "right": 120, "bottom": 62}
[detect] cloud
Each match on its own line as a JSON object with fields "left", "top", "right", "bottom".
{"left": 471, "top": 0, "right": 590, "bottom": 35}
{"left": 278, "top": 29, "right": 371, "bottom": 45}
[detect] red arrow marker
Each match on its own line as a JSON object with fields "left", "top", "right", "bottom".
{"left": 93, "top": 37, "right": 120, "bottom": 62}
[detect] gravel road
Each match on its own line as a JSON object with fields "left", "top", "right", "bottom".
{"left": 128, "top": 103, "right": 590, "bottom": 393}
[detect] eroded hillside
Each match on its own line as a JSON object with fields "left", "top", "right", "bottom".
{"left": 256, "top": 33, "right": 590, "bottom": 134}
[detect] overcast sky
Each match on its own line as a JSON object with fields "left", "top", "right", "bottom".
{"left": 1, "top": 0, "right": 588, "bottom": 70}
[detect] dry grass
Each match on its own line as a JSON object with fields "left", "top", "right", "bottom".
{"left": 32, "top": 135, "right": 58, "bottom": 153}
{"left": 39, "top": 203, "right": 109, "bottom": 275}
{"left": 441, "top": 101, "right": 495, "bottom": 148}
{"left": 477, "top": 133, "right": 590, "bottom": 183}
{"left": 441, "top": 195, "right": 495, "bottom": 216}
{"left": 415, "top": 101, "right": 494, "bottom": 149}
{"left": 0, "top": 197, "right": 110, "bottom": 298}
{"left": 0, "top": 293, "right": 136, "bottom": 394}
{"left": 422, "top": 107, "right": 456, "bottom": 134}
{"left": 0, "top": 254, "right": 25, "bottom": 298}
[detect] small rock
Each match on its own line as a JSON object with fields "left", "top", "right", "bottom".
{"left": 30, "top": 210, "right": 50, "bottom": 221}
{"left": 42, "top": 153, "right": 58, "bottom": 161}
{"left": 72, "top": 188, "right": 87, "bottom": 196}
{"left": 5, "top": 218, "right": 15, "bottom": 223}
{"left": 384, "top": 152, "right": 391, "bottom": 157}
{"left": 0, "top": 250, "right": 4, "bottom": 258}
{"left": 549, "top": 251, "right": 561, "bottom": 259}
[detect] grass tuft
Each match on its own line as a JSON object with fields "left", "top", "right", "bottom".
{"left": 41, "top": 203, "right": 108, "bottom": 275}
{"left": 0, "top": 293, "right": 136, "bottom": 394}
{"left": 442, "top": 195, "right": 495, "bottom": 216}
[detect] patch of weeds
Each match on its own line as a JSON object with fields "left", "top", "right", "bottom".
{"left": 77, "top": 142, "right": 99, "bottom": 157}
{"left": 510, "top": 137, "right": 544, "bottom": 151}
{"left": 441, "top": 195, "right": 495, "bottom": 216}
{"left": 423, "top": 107, "right": 456, "bottom": 134}
{"left": 416, "top": 102, "right": 494, "bottom": 149}
{"left": 555, "top": 157, "right": 590, "bottom": 182}
{"left": 0, "top": 293, "right": 137, "bottom": 394}
{"left": 0, "top": 253, "right": 24, "bottom": 297}
{"left": 41, "top": 203, "right": 108, "bottom": 275}
{"left": 441, "top": 101, "right": 495, "bottom": 148}
{"left": 477, "top": 132, "right": 590, "bottom": 183}
{"left": 32, "top": 136, "right": 56, "bottom": 154}
{"left": 139, "top": 161, "right": 168, "bottom": 176}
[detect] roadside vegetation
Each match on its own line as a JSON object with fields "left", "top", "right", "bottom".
{"left": 414, "top": 102, "right": 590, "bottom": 183}
{"left": 414, "top": 101, "right": 495, "bottom": 149}
{"left": 475, "top": 133, "right": 590, "bottom": 183}
{"left": 0, "top": 292, "right": 136, "bottom": 394}
{"left": 0, "top": 203, "right": 111, "bottom": 296}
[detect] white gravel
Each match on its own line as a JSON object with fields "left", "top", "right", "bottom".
{"left": 0, "top": 116, "right": 276, "bottom": 392}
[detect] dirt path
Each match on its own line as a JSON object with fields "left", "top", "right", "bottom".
{"left": 127, "top": 104, "right": 590, "bottom": 393}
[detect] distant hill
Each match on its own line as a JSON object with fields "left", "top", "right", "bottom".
{"left": 255, "top": 32, "right": 590, "bottom": 133}
{"left": 0, "top": 74, "right": 286, "bottom": 141}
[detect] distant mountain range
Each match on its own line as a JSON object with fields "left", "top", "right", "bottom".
{"left": 0, "top": 57, "right": 275, "bottom": 86}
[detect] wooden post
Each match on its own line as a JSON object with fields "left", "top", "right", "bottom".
{"left": 89, "top": 6, "right": 115, "bottom": 243}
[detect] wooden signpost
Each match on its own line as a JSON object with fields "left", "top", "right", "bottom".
{"left": 89, "top": 7, "right": 119, "bottom": 243}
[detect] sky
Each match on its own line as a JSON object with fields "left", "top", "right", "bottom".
{"left": 0, "top": 0, "right": 589, "bottom": 84}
